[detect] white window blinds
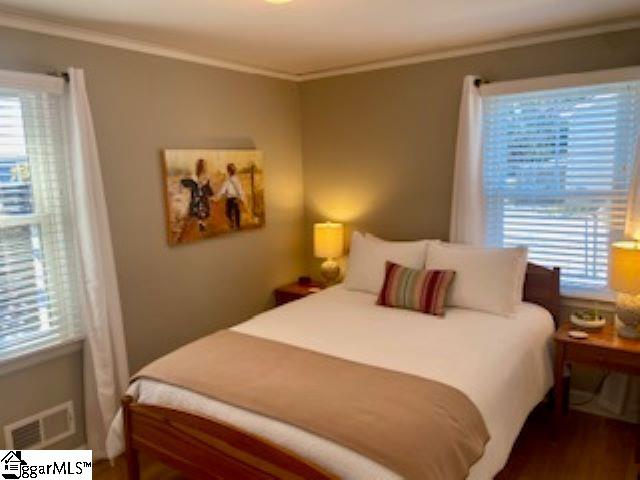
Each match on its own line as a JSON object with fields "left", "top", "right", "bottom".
{"left": 483, "top": 80, "right": 640, "bottom": 290}
{"left": 0, "top": 76, "right": 81, "bottom": 361}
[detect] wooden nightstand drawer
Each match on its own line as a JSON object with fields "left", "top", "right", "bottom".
{"left": 565, "top": 342, "right": 640, "bottom": 375}
{"left": 564, "top": 342, "right": 607, "bottom": 363}
{"left": 274, "top": 281, "right": 324, "bottom": 307}
{"left": 274, "top": 291, "right": 303, "bottom": 306}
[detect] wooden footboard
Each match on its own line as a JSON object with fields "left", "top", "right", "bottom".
{"left": 122, "top": 396, "right": 337, "bottom": 480}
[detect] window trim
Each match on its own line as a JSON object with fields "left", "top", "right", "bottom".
{"left": 561, "top": 287, "right": 616, "bottom": 304}
{"left": 0, "top": 69, "right": 63, "bottom": 95}
{"left": 480, "top": 65, "right": 640, "bottom": 97}
{"left": 0, "top": 334, "right": 84, "bottom": 377}
{"left": 0, "top": 214, "right": 46, "bottom": 228}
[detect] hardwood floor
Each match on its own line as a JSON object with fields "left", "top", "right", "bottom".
{"left": 496, "top": 408, "right": 637, "bottom": 479}
{"left": 94, "top": 454, "right": 182, "bottom": 480}
{"left": 95, "top": 408, "right": 638, "bottom": 479}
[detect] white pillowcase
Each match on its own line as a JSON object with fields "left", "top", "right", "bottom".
{"left": 343, "top": 232, "right": 436, "bottom": 294}
{"left": 424, "top": 242, "right": 528, "bottom": 316}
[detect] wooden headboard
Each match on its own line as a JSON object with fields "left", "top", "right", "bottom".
{"left": 523, "top": 263, "right": 561, "bottom": 327}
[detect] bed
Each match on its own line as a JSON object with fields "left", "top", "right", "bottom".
{"left": 107, "top": 263, "right": 560, "bottom": 480}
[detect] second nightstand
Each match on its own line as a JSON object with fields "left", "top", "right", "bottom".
{"left": 274, "top": 281, "right": 324, "bottom": 306}
{"left": 553, "top": 321, "right": 640, "bottom": 425}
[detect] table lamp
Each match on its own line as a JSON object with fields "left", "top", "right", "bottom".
{"left": 314, "top": 222, "right": 344, "bottom": 284}
{"left": 609, "top": 240, "right": 640, "bottom": 339}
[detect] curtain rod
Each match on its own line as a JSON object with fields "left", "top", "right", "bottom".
{"left": 474, "top": 78, "right": 490, "bottom": 87}
{"left": 47, "top": 70, "right": 69, "bottom": 82}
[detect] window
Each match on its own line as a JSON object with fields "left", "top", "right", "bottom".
{"left": 483, "top": 79, "right": 640, "bottom": 291}
{"left": 0, "top": 79, "right": 81, "bottom": 361}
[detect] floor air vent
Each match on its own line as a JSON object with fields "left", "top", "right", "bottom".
{"left": 3, "top": 401, "right": 75, "bottom": 449}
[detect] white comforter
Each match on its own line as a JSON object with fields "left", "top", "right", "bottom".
{"left": 107, "top": 286, "right": 554, "bottom": 479}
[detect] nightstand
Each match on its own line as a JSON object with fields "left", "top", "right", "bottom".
{"left": 553, "top": 321, "right": 640, "bottom": 470}
{"left": 274, "top": 281, "right": 324, "bottom": 306}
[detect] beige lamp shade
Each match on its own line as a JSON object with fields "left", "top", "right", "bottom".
{"left": 314, "top": 222, "right": 344, "bottom": 259}
{"left": 610, "top": 241, "right": 640, "bottom": 295}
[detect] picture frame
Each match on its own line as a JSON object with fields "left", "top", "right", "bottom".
{"left": 162, "top": 149, "right": 265, "bottom": 245}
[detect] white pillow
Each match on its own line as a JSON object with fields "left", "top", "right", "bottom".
{"left": 343, "top": 232, "right": 435, "bottom": 294}
{"left": 424, "top": 242, "right": 528, "bottom": 316}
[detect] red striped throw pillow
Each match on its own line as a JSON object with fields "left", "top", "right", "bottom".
{"left": 377, "top": 262, "right": 455, "bottom": 316}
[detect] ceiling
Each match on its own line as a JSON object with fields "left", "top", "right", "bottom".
{"left": 0, "top": 0, "right": 639, "bottom": 78}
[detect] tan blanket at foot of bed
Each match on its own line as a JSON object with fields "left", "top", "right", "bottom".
{"left": 133, "top": 330, "right": 489, "bottom": 480}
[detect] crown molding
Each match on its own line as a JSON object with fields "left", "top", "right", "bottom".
{"left": 299, "top": 17, "right": 640, "bottom": 81}
{"left": 0, "top": 10, "right": 639, "bottom": 83}
{"left": 0, "top": 11, "right": 299, "bottom": 81}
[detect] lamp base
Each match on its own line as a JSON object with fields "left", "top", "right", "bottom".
{"left": 320, "top": 258, "right": 340, "bottom": 285}
{"left": 615, "top": 293, "right": 640, "bottom": 340}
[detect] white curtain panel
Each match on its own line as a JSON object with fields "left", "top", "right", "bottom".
{"left": 449, "top": 75, "right": 485, "bottom": 245}
{"left": 596, "top": 133, "right": 640, "bottom": 419}
{"left": 67, "top": 68, "right": 130, "bottom": 459}
{"left": 625, "top": 136, "right": 640, "bottom": 240}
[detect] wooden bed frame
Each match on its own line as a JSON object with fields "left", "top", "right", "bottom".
{"left": 122, "top": 263, "right": 561, "bottom": 480}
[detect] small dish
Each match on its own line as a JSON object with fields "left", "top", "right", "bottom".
{"left": 570, "top": 314, "right": 606, "bottom": 330}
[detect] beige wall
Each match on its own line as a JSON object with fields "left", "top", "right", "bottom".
{"left": 0, "top": 26, "right": 305, "bottom": 447}
{"left": 301, "top": 27, "right": 640, "bottom": 269}
{"left": 0, "top": 350, "right": 85, "bottom": 450}
{"left": 300, "top": 27, "right": 640, "bottom": 395}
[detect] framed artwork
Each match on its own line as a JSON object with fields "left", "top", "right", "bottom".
{"left": 162, "top": 149, "right": 265, "bottom": 245}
